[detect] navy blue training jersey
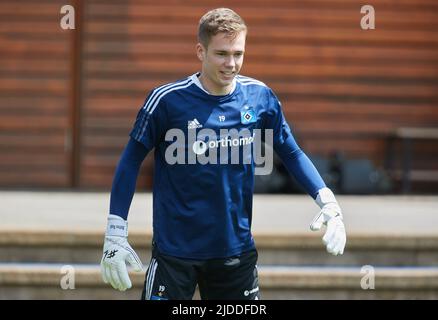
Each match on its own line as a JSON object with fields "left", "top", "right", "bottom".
{"left": 129, "top": 73, "right": 310, "bottom": 259}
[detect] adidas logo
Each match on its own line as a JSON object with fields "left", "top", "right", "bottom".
{"left": 187, "top": 118, "right": 203, "bottom": 129}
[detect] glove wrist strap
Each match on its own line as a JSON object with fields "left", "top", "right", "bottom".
{"left": 106, "top": 214, "right": 128, "bottom": 237}
{"left": 315, "top": 187, "right": 337, "bottom": 208}
{"left": 315, "top": 188, "right": 343, "bottom": 220}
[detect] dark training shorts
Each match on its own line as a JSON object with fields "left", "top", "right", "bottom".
{"left": 142, "top": 245, "right": 260, "bottom": 300}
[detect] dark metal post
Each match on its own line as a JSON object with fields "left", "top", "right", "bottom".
{"left": 402, "top": 138, "right": 412, "bottom": 194}
{"left": 69, "top": 0, "right": 83, "bottom": 188}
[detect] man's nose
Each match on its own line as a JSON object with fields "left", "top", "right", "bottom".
{"left": 224, "top": 55, "right": 236, "bottom": 68}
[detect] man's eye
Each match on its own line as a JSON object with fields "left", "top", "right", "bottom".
{"left": 217, "top": 52, "right": 226, "bottom": 56}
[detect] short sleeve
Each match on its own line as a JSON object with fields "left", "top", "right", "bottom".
{"left": 130, "top": 89, "right": 168, "bottom": 151}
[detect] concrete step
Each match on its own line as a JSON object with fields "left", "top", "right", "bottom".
{"left": 1, "top": 263, "right": 438, "bottom": 299}
{"left": 1, "top": 230, "right": 438, "bottom": 266}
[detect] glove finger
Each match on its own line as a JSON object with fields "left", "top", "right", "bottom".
{"left": 117, "top": 262, "right": 132, "bottom": 290}
{"left": 110, "top": 265, "right": 123, "bottom": 291}
{"left": 310, "top": 211, "right": 324, "bottom": 231}
{"left": 333, "top": 242, "right": 342, "bottom": 255}
{"left": 104, "top": 263, "right": 113, "bottom": 286}
{"left": 339, "top": 243, "right": 345, "bottom": 255}
{"left": 331, "top": 229, "right": 346, "bottom": 255}
{"left": 323, "top": 217, "right": 342, "bottom": 244}
{"left": 335, "top": 234, "right": 346, "bottom": 255}
{"left": 333, "top": 242, "right": 343, "bottom": 256}
{"left": 326, "top": 236, "right": 338, "bottom": 255}
{"left": 333, "top": 224, "right": 346, "bottom": 255}
{"left": 127, "top": 251, "right": 143, "bottom": 272}
{"left": 101, "top": 261, "right": 109, "bottom": 284}
{"left": 341, "top": 234, "right": 346, "bottom": 254}
{"left": 327, "top": 247, "right": 337, "bottom": 256}
{"left": 105, "top": 264, "right": 116, "bottom": 289}
{"left": 323, "top": 223, "right": 336, "bottom": 245}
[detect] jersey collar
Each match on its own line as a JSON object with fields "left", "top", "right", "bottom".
{"left": 190, "top": 72, "right": 237, "bottom": 96}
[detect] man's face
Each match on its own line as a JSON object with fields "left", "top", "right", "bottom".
{"left": 197, "top": 31, "right": 246, "bottom": 95}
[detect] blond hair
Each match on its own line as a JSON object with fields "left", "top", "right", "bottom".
{"left": 198, "top": 8, "right": 247, "bottom": 48}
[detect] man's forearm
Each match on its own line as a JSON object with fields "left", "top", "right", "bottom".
{"left": 275, "top": 136, "right": 326, "bottom": 199}
{"left": 109, "top": 138, "right": 149, "bottom": 220}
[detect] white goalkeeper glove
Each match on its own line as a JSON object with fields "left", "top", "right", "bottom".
{"left": 310, "top": 187, "right": 346, "bottom": 256}
{"left": 100, "top": 214, "right": 143, "bottom": 291}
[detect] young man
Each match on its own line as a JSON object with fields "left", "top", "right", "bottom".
{"left": 100, "top": 8, "right": 346, "bottom": 300}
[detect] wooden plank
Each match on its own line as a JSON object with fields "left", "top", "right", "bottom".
{"left": 0, "top": 115, "right": 67, "bottom": 131}
{"left": 87, "top": 0, "right": 438, "bottom": 11}
{"left": 83, "top": 60, "right": 438, "bottom": 79}
{"left": 0, "top": 38, "right": 69, "bottom": 57}
{"left": 0, "top": 21, "right": 66, "bottom": 34}
{"left": 0, "top": 97, "right": 67, "bottom": 115}
{"left": 287, "top": 113, "right": 438, "bottom": 125}
{"left": 81, "top": 145, "right": 126, "bottom": 155}
{"left": 283, "top": 101, "right": 438, "bottom": 117}
{"left": 294, "top": 118, "right": 438, "bottom": 131}
{"left": 85, "top": 4, "right": 438, "bottom": 30}
{"left": 0, "top": 58, "right": 69, "bottom": 74}
{"left": 84, "top": 22, "right": 438, "bottom": 45}
{"left": 0, "top": 171, "right": 68, "bottom": 187}
{"left": 83, "top": 78, "right": 438, "bottom": 100}
{"left": 83, "top": 98, "right": 141, "bottom": 117}
{"left": 0, "top": 78, "right": 68, "bottom": 95}
{"left": 0, "top": 3, "right": 66, "bottom": 17}
{"left": 0, "top": 154, "right": 66, "bottom": 167}
{"left": 0, "top": 134, "right": 65, "bottom": 149}
{"left": 85, "top": 52, "right": 438, "bottom": 75}
{"left": 272, "top": 82, "right": 438, "bottom": 100}
{"left": 81, "top": 156, "right": 120, "bottom": 168}
{"left": 83, "top": 98, "right": 438, "bottom": 123}
{"left": 244, "top": 64, "right": 438, "bottom": 79}
{"left": 79, "top": 173, "right": 152, "bottom": 189}
{"left": 80, "top": 161, "right": 152, "bottom": 179}
{"left": 82, "top": 136, "right": 132, "bottom": 149}
{"left": 83, "top": 117, "right": 132, "bottom": 130}
{"left": 395, "top": 127, "right": 438, "bottom": 139}
{"left": 82, "top": 154, "right": 153, "bottom": 167}
{"left": 84, "top": 41, "right": 438, "bottom": 64}
{"left": 86, "top": 3, "right": 438, "bottom": 21}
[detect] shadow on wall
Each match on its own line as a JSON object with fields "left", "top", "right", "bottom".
{"left": 254, "top": 149, "right": 392, "bottom": 195}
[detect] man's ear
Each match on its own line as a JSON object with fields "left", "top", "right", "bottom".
{"left": 196, "top": 43, "right": 206, "bottom": 62}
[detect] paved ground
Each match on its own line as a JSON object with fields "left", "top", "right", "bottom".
{"left": 1, "top": 191, "right": 438, "bottom": 236}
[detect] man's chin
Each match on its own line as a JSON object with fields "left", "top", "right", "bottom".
{"left": 218, "top": 76, "right": 235, "bottom": 86}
